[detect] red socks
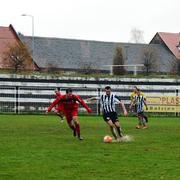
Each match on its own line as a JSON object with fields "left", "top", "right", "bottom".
{"left": 75, "top": 123, "right": 80, "bottom": 137}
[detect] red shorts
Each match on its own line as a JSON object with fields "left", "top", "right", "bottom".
{"left": 64, "top": 109, "right": 78, "bottom": 123}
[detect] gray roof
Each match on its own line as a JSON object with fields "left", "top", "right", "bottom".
{"left": 20, "top": 35, "right": 175, "bottom": 72}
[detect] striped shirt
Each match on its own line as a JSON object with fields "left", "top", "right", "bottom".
{"left": 100, "top": 94, "right": 121, "bottom": 113}
{"left": 134, "top": 95, "right": 146, "bottom": 113}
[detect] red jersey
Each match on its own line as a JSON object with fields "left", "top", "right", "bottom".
{"left": 47, "top": 94, "right": 92, "bottom": 113}
{"left": 47, "top": 91, "right": 64, "bottom": 112}
{"left": 55, "top": 91, "right": 62, "bottom": 98}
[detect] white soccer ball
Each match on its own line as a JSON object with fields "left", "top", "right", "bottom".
{"left": 103, "top": 135, "right": 113, "bottom": 143}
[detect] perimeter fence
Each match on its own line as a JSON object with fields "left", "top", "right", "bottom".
{"left": 0, "top": 86, "right": 179, "bottom": 116}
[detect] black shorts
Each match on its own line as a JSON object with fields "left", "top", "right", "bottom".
{"left": 103, "top": 112, "right": 119, "bottom": 123}
{"left": 137, "top": 111, "right": 144, "bottom": 117}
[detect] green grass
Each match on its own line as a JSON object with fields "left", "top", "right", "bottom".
{"left": 0, "top": 115, "right": 179, "bottom": 180}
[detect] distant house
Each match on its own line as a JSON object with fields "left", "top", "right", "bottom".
{"left": 0, "top": 24, "right": 38, "bottom": 71}
{"left": 150, "top": 32, "right": 180, "bottom": 59}
{"left": 1, "top": 24, "right": 179, "bottom": 74}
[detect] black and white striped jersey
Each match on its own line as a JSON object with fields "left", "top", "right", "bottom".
{"left": 134, "top": 95, "right": 145, "bottom": 113}
{"left": 100, "top": 94, "right": 121, "bottom": 113}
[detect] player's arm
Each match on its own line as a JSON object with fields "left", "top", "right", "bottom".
{"left": 115, "top": 95, "right": 128, "bottom": 116}
{"left": 45, "top": 97, "right": 60, "bottom": 114}
{"left": 143, "top": 99, "right": 148, "bottom": 110}
{"left": 120, "top": 101, "right": 128, "bottom": 116}
{"left": 129, "top": 99, "right": 135, "bottom": 110}
{"left": 86, "top": 97, "right": 99, "bottom": 102}
{"left": 129, "top": 92, "right": 135, "bottom": 107}
{"left": 130, "top": 92, "right": 133, "bottom": 101}
{"left": 55, "top": 92, "right": 62, "bottom": 97}
{"left": 76, "top": 95, "right": 92, "bottom": 113}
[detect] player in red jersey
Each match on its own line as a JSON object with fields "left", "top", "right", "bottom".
{"left": 46, "top": 88, "right": 92, "bottom": 140}
{"left": 48, "top": 87, "right": 64, "bottom": 122}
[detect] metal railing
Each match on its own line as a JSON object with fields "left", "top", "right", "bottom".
{"left": 0, "top": 86, "right": 179, "bottom": 116}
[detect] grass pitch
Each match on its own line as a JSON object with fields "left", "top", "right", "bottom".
{"left": 0, "top": 115, "right": 179, "bottom": 180}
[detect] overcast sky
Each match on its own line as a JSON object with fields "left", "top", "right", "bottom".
{"left": 1, "top": 0, "right": 180, "bottom": 43}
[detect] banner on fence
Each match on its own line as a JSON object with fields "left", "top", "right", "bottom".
{"left": 145, "top": 96, "right": 180, "bottom": 112}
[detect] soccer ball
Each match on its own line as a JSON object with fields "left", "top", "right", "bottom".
{"left": 103, "top": 135, "right": 113, "bottom": 143}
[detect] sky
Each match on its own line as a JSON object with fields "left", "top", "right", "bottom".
{"left": 1, "top": 0, "right": 180, "bottom": 43}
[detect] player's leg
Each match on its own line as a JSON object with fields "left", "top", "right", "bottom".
{"left": 56, "top": 110, "right": 64, "bottom": 122}
{"left": 65, "top": 113, "right": 76, "bottom": 136}
{"left": 105, "top": 120, "right": 118, "bottom": 140}
{"left": 111, "top": 112, "right": 123, "bottom": 138}
{"left": 132, "top": 104, "right": 137, "bottom": 116}
{"left": 72, "top": 115, "right": 83, "bottom": 140}
{"left": 114, "top": 121, "right": 123, "bottom": 137}
{"left": 58, "top": 104, "right": 65, "bottom": 121}
{"left": 143, "top": 114, "right": 148, "bottom": 123}
{"left": 141, "top": 113, "right": 148, "bottom": 129}
{"left": 55, "top": 105, "right": 64, "bottom": 122}
{"left": 103, "top": 113, "right": 117, "bottom": 139}
{"left": 136, "top": 113, "right": 143, "bottom": 129}
{"left": 137, "top": 112, "right": 148, "bottom": 129}
{"left": 71, "top": 109, "right": 83, "bottom": 140}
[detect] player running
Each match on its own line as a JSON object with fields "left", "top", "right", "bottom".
{"left": 130, "top": 88, "right": 148, "bottom": 129}
{"left": 130, "top": 86, "right": 148, "bottom": 123}
{"left": 53, "top": 87, "right": 64, "bottom": 122}
{"left": 87, "top": 86, "right": 128, "bottom": 141}
{"left": 46, "top": 88, "right": 92, "bottom": 140}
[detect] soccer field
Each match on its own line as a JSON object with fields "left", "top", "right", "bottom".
{"left": 0, "top": 115, "right": 179, "bottom": 180}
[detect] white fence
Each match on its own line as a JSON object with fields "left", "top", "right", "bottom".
{"left": 0, "top": 85, "right": 179, "bottom": 116}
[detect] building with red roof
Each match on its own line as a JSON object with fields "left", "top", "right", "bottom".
{"left": 150, "top": 32, "right": 180, "bottom": 59}
{"left": 0, "top": 24, "right": 180, "bottom": 74}
{"left": 0, "top": 24, "right": 36, "bottom": 70}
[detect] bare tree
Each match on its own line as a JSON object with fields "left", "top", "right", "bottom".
{"left": 113, "top": 46, "right": 126, "bottom": 75}
{"left": 78, "top": 61, "right": 97, "bottom": 74}
{"left": 130, "top": 28, "right": 145, "bottom": 43}
{"left": 141, "top": 46, "right": 159, "bottom": 75}
{"left": 77, "top": 41, "right": 99, "bottom": 74}
{"left": 3, "top": 43, "right": 33, "bottom": 72}
{"left": 46, "top": 63, "right": 58, "bottom": 73}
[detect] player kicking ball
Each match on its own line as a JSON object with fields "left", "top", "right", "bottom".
{"left": 87, "top": 86, "right": 128, "bottom": 142}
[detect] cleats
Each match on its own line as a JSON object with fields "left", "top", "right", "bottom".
{"left": 58, "top": 115, "right": 64, "bottom": 123}
{"left": 112, "top": 139, "right": 118, "bottom": 143}
{"left": 143, "top": 116, "right": 148, "bottom": 123}
{"left": 112, "top": 137, "right": 124, "bottom": 143}
{"left": 117, "top": 137, "right": 123, "bottom": 142}
{"left": 78, "top": 136, "right": 83, "bottom": 140}
{"left": 136, "top": 125, "right": 148, "bottom": 129}
{"left": 135, "top": 125, "right": 141, "bottom": 129}
{"left": 142, "top": 125, "right": 148, "bottom": 129}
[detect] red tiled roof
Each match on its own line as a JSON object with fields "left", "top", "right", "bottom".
{"left": 158, "top": 32, "right": 180, "bottom": 59}
{"left": 0, "top": 25, "right": 20, "bottom": 53}
{"left": 0, "top": 24, "right": 39, "bottom": 70}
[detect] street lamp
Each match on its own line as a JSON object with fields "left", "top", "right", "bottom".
{"left": 21, "top": 14, "right": 35, "bottom": 70}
